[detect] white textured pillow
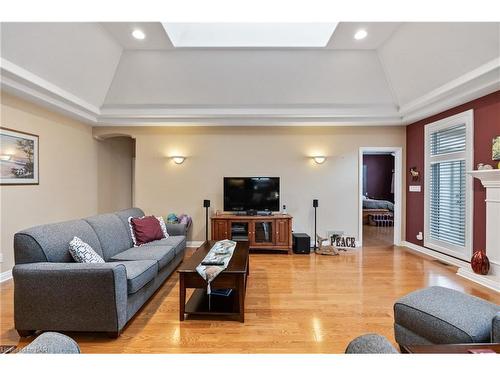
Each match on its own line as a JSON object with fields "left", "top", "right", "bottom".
{"left": 69, "top": 236, "right": 104, "bottom": 263}
{"left": 157, "top": 216, "right": 169, "bottom": 239}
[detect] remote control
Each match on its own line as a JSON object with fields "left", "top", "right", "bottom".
{"left": 201, "top": 261, "right": 225, "bottom": 266}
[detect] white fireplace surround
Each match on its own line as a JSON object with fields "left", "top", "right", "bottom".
{"left": 457, "top": 169, "right": 500, "bottom": 292}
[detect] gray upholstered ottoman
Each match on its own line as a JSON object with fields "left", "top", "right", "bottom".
{"left": 394, "top": 286, "right": 499, "bottom": 346}
{"left": 345, "top": 334, "right": 398, "bottom": 354}
{"left": 19, "top": 332, "right": 80, "bottom": 354}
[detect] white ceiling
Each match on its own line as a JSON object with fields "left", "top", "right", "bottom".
{"left": 1, "top": 22, "right": 499, "bottom": 126}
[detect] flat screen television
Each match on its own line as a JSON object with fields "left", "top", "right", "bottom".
{"left": 224, "top": 177, "right": 280, "bottom": 212}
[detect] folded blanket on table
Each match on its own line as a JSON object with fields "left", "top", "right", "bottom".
{"left": 196, "top": 240, "right": 237, "bottom": 294}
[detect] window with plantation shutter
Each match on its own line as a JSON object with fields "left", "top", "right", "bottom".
{"left": 424, "top": 110, "right": 473, "bottom": 261}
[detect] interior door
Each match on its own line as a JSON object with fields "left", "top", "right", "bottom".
{"left": 251, "top": 220, "right": 275, "bottom": 246}
{"left": 274, "top": 219, "right": 289, "bottom": 246}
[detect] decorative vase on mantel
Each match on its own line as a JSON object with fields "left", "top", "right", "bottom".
{"left": 471, "top": 250, "right": 490, "bottom": 275}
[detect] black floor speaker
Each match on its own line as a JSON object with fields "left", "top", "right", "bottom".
{"left": 292, "top": 232, "right": 311, "bottom": 254}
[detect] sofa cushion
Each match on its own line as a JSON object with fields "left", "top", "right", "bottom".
{"left": 14, "top": 220, "right": 103, "bottom": 264}
{"left": 147, "top": 236, "right": 186, "bottom": 256}
{"left": 394, "top": 286, "right": 500, "bottom": 344}
{"left": 111, "top": 245, "right": 175, "bottom": 269}
{"left": 112, "top": 260, "right": 158, "bottom": 294}
{"left": 114, "top": 208, "right": 146, "bottom": 248}
{"left": 84, "top": 213, "right": 132, "bottom": 261}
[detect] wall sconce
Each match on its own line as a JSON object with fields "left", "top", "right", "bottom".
{"left": 171, "top": 156, "right": 186, "bottom": 164}
{"left": 312, "top": 156, "right": 326, "bottom": 164}
{"left": 0, "top": 154, "right": 12, "bottom": 161}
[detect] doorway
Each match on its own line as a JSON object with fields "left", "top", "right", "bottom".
{"left": 358, "top": 147, "right": 402, "bottom": 247}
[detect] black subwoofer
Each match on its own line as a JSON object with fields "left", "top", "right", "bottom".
{"left": 292, "top": 233, "right": 311, "bottom": 254}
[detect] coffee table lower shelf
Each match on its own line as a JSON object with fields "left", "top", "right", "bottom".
{"left": 184, "top": 289, "right": 241, "bottom": 319}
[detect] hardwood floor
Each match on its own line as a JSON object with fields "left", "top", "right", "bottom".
{"left": 363, "top": 224, "right": 394, "bottom": 247}
{"left": 1, "top": 245, "right": 499, "bottom": 353}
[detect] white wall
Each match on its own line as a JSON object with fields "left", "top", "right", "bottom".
{"left": 94, "top": 126, "right": 406, "bottom": 243}
{"left": 0, "top": 93, "right": 99, "bottom": 273}
{"left": 0, "top": 94, "right": 134, "bottom": 274}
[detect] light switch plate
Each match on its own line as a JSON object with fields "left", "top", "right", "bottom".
{"left": 409, "top": 185, "right": 421, "bottom": 192}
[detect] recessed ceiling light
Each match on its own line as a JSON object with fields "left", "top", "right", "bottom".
{"left": 132, "top": 29, "right": 146, "bottom": 40}
{"left": 354, "top": 29, "right": 367, "bottom": 40}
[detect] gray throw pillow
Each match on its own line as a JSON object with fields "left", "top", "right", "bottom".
{"left": 68, "top": 236, "right": 105, "bottom": 263}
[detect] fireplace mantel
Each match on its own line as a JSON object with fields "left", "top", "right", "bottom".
{"left": 457, "top": 169, "right": 500, "bottom": 292}
{"left": 468, "top": 169, "right": 500, "bottom": 187}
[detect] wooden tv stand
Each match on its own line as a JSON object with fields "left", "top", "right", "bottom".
{"left": 211, "top": 214, "right": 292, "bottom": 252}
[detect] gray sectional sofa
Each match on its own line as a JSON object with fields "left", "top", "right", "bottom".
{"left": 13, "top": 208, "right": 186, "bottom": 337}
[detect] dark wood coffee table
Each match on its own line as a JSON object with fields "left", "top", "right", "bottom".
{"left": 178, "top": 241, "right": 249, "bottom": 322}
{"left": 403, "top": 343, "right": 500, "bottom": 354}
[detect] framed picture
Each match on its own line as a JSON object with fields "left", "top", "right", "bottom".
{"left": 493, "top": 136, "right": 500, "bottom": 161}
{"left": 0, "top": 127, "right": 39, "bottom": 185}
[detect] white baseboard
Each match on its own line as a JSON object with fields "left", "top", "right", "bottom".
{"left": 456, "top": 267, "right": 500, "bottom": 292}
{"left": 401, "top": 241, "right": 500, "bottom": 292}
{"left": 400, "top": 241, "right": 469, "bottom": 268}
{"left": 0, "top": 269, "right": 12, "bottom": 283}
{"left": 187, "top": 241, "right": 204, "bottom": 247}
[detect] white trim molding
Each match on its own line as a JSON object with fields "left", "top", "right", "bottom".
{"left": 457, "top": 268, "right": 500, "bottom": 293}
{"left": 97, "top": 103, "right": 402, "bottom": 126}
{"left": 401, "top": 241, "right": 469, "bottom": 269}
{"left": 0, "top": 269, "right": 13, "bottom": 283}
{"left": 2, "top": 55, "right": 499, "bottom": 127}
{"left": 401, "top": 58, "right": 500, "bottom": 124}
{"left": 1, "top": 58, "right": 99, "bottom": 123}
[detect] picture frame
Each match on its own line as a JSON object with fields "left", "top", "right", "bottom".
{"left": 0, "top": 127, "right": 39, "bottom": 185}
{"left": 493, "top": 136, "right": 500, "bottom": 161}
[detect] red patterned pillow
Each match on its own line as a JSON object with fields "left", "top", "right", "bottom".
{"left": 129, "top": 216, "right": 164, "bottom": 246}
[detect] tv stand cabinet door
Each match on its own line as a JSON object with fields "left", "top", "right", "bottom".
{"left": 212, "top": 219, "right": 229, "bottom": 241}
{"left": 250, "top": 220, "right": 275, "bottom": 246}
{"left": 275, "top": 218, "right": 290, "bottom": 247}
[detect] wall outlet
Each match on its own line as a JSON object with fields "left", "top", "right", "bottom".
{"left": 416, "top": 232, "right": 423, "bottom": 241}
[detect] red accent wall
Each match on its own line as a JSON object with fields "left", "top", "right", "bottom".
{"left": 363, "top": 154, "right": 394, "bottom": 202}
{"left": 406, "top": 90, "right": 500, "bottom": 255}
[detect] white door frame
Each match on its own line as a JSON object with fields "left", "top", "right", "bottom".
{"left": 358, "top": 147, "right": 403, "bottom": 247}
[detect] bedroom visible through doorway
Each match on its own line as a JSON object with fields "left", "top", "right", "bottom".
{"left": 361, "top": 151, "right": 396, "bottom": 247}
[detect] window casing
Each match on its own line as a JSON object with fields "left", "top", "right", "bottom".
{"left": 424, "top": 110, "right": 473, "bottom": 261}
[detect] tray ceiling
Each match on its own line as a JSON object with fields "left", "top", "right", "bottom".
{"left": 1, "top": 22, "right": 499, "bottom": 126}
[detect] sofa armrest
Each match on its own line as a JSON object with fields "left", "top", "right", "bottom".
{"left": 492, "top": 313, "right": 500, "bottom": 343}
{"left": 166, "top": 223, "right": 188, "bottom": 236}
{"left": 13, "top": 262, "right": 127, "bottom": 334}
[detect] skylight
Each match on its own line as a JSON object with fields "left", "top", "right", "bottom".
{"left": 162, "top": 23, "right": 338, "bottom": 48}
